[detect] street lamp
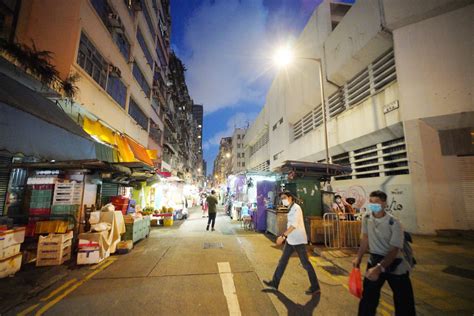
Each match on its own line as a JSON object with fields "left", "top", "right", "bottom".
{"left": 273, "top": 47, "right": 330, "bottom": 173}
{"left": 225, "top": 152, "right": 231, "bottom": 159}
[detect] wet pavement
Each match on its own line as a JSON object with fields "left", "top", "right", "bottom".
{"left": 3, "top": 206, "right": 474, "bottom": 315}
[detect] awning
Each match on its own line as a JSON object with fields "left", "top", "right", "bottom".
{"left": 0, "top": 73, "right": 96, "bottom": 161}
{"left": 81, "top": 116, "right": 156, "bottom": 167}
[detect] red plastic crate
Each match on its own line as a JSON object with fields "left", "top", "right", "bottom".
{"left": 112, "top": 203, "right": 128, "bottom": 214}
{"left": 29, "top": 208, "right": 51, "bottom": 216}
{"left": 111, "top": 196, "right": 129, "bottom": 205}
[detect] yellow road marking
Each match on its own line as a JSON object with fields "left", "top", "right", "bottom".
{"left": 40, "top": 279, "right": 78, "bottom": 302}
{"left": 35, "top": 259, "right": 116, "bottom": 316}
{"left": 17, "top": 303, "right": 39, "bottom": 316}
{"left": 309, "top": 256, "right": 395, "bottom": 313}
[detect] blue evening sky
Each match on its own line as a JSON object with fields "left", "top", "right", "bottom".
{"left": 170, "top": 0, "right": 324, "bottom": 175}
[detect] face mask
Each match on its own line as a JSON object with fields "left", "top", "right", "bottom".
{"left": 281, "top": 199, "right": 289, "bottom": 206}
{"left": 336, "top": 198, "right": 341, "bottom": 203}
{"left": 367, "top": 203, "right": 382, "bottom": 213}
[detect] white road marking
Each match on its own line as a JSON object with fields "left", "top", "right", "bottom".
{"left": 217, "top": 262, "right": 242, "bottom": 316}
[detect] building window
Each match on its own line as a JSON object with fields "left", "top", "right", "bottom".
{"left": 241, "top": 153, "right": 245, "bottom": 158}
{"left": 128, "top": 98, "right": 148, "bottom": 130}
{"left": 77, "top": 32, "right": 108, "bottom": 89}
{"left": 106, "top": 76, "right": 127, "bottom": 108}
{"left": 137, "top": 27, "right": 154, "bottom": 69}
{"left": 113, "top": 32, "right": 130, "bottom": 61}
{"left": 133, "top": 63, "right": 151, "bottom": 97}
{"left": 0, "top": 0, "right": 19, "bottom": 41}
{"left": 237, "top": 153, "right": 240, "bottom": 158}
{"left": 141, "top": 0, "right": 156, "bottom": 40}
{"left": 156, "top": 41, "right": 166, "bottom": 68}
{"left": 237, "top": 162, "right": 240, "bottom": 167}
{"left": 237, "top": 134, "right": 241, "bottom": 140}
{"left": 242, "top": 162, "right": 245, "bottom": 167}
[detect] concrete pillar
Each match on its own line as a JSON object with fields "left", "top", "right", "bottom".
{"left": 404, "top": 119, "right": 467, "bottom": 234}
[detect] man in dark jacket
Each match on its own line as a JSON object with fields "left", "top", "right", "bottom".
{"left": 206, "top": 190, "right": 219, "bottom": 231}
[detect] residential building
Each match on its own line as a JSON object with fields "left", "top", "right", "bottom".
{"left": 213, "top": 137, "right": 233, "bottom": 185}
{"left": 10, "top": 0, "right": 171, "bottom": 173}
{"left": 167, "top": 51, "right": 203, "bottom": 182}
{"left": 231, "top": 128, "right": 247, "bottom": 174}
{"left": 244, "top": 1, "right": 473, "bottom": 234}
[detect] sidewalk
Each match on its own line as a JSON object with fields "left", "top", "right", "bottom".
{"left": 313, "top": 234, "right": 474, "bottom": 315}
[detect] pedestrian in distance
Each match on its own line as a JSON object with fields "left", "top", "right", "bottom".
{"left": 263, "top": 191, "right": 321, "bottom": 295}
{"left": 206, "top": 190, "right": 219, "bottom": 231}
{"left": 353, "top": 190, "right": 416, "bottom": 316}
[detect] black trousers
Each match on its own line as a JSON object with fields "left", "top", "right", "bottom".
{"left": 207, "top": 212, "right": 216, "bottom": 228}
{"left": 272, "top": 243, "right": 320, "bottom": 291}
{"left": 358, "top": 262, "right": 416, "bottom": 316}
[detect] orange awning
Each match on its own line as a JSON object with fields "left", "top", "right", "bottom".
{"left": 125, "top": 136, "right": 154, "bottom": 166}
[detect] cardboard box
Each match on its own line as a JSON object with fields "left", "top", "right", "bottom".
{"left": 77, "top": 249, "right": 110, "bottom": 265}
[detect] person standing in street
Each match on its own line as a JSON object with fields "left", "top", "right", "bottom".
{"left": 353, "top": 190, "right": 416, "bottom": 316}
{"left": 206, "top": 190, "right": 219, "bottom": 231}
{"left": 263, "top": 191, "right": 321, "bottom": 295}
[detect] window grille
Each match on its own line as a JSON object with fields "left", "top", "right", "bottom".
{"left": 133, "top": 63, "right": 151, "bottom": 97}
{"left": 106, "top": 76, "right": 127, "bottom": 108}
{"left": 128, "top": 98, "right": 149, "bottom": 130}
{"left": 137, "top": 27, "right": 154, "bottom": 68}
{"left": 77, "top": 32, "right": 108, "bottom": 89}
{"left": 141, "top": 0, "right": 157, "bottom": 39}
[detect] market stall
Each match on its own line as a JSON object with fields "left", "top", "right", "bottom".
{"left": 274, "top": 161, "right": 352, "bottom": 243}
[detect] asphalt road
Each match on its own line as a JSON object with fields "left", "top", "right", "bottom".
{"left": 12, "top": 206, "right": 364, "bottom": 315}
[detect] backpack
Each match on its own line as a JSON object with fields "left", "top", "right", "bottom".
{"left": 388, "top": 217, "right": 417, "bottom": 268}
{"left": 364, "top": 213, "right": 417, "bottom": 268}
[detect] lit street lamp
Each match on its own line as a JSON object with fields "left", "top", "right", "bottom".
{"left": 273, "top": 46, "right": 330, "bottom": 173}
{"left": 225, "top": 152, "right": 231, "bottom": 159}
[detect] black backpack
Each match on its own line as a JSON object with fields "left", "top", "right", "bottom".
{"left": 364, "top": 213, "right": 417, "bottom": 268}
{"left": 388, "top": 217, "right": 417, "bottom": 268}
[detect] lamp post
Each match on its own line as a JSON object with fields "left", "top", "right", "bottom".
{"left": 273, "top": 47, "right": 330, "bottom": 174}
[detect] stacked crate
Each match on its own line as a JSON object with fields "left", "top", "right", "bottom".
{"left": 111, "top": 196, "right": 130, "bottom": 215}
{"left": 51, "top": 182, "right": 82, "bottom": 230}
{"left": 27, "top": 184, "right": 54, "bottom": 237}
{"left": 36, "top": 231, "right": 73, "bottom": 266}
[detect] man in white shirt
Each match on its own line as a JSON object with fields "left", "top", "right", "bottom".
{"left": 264, "top": 191, "right": 321, "bottom": 295}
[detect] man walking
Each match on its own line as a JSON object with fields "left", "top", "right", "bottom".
{"left": 264, "top": 191, "right": 321, "bottom": 295}
{"left": 354, "top": 190, "right": 416, "bottom": 316}
{"left": 206, "top": 190, "right": 219, "bottom": 231}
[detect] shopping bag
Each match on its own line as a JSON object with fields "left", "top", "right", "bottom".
{"left": 348, "top": 268, "right": 362, "bottom": 298}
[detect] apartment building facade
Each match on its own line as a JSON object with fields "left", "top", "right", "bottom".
{"left": 244, "top": 0, "right": 473, "bottom": 234}
{"left": 10, "top": 0, "right": 170, "bottom": 170}
{"left": 231, "top": 128, "right": 247, "bottom": 174}
{"left": 213, "top": 137, "right": 233, "bottom": 185}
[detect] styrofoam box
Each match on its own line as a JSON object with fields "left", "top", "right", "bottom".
{"left": 78, "top": 239, "right": 100, "bottom": 250}
{"left": 77, "top": 249, "right": 110, "bottom": 265}
{"left": 0, "top": 227, "right": 26, "bottom": 249}
{"left": 0, "top": 244, "right": 21, "bottom": 260}
{"left": 0, "top": 253, "right": 22, "bottom": 278}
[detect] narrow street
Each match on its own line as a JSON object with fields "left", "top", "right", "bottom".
{"left": 11, "top": 206, "right": 362, "bottom": 316}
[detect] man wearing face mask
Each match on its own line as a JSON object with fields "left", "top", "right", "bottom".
{"left": 353, "top": 190, "right": 415, "bottom": 316}
{"left": 263, "top": 191, "right": 321, "bottom": 295}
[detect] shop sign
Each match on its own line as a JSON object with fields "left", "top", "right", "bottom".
{"left": 383, "top": 100, "right": 399, "bottom": 114}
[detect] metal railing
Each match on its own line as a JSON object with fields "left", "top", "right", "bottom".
{"left": 323, "top": 212, "right": 361, "bottom": 249}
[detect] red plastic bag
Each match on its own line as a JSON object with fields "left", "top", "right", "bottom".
{"left": 349, "top": 268, "right": 362, "bottom": 298}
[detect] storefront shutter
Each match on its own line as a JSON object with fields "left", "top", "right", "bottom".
{"left": 101, "top": 182, "right": 119, "bottom": 206}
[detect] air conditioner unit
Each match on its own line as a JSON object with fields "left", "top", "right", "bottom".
{"left": 108, "top": 65, "right": 122, "bottom": 78}
{"left": 107, "top": 13, "right": 121, "bottom": 28}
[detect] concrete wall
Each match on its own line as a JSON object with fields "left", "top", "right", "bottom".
{"left": 394, "top": 5, "right": 474, "bottom": 122}
{"left": 15, "top": 0, "right": 82, "bottom": 80}
{"left": 332, "top": 174, "right": 416, "bottom": 232}
{"left": 324, "top": 0, "right": 392, "bottom": 85}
